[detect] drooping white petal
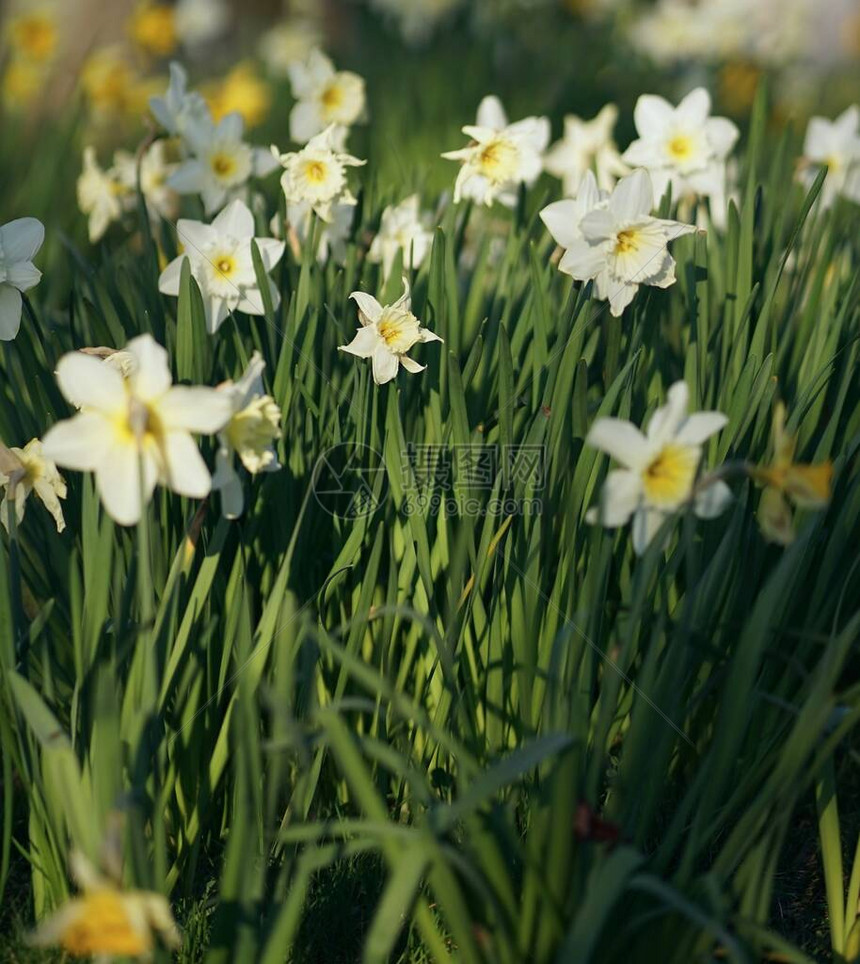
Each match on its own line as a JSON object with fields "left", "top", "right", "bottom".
{"left": 632, "top": 505, "right": 665, "bottom": 555}
{"left": 540, "top": 199, "right": 585, "bottom": 249}
{"left": 398, "top": 355, "right": 426, "bottom": 375}
{"left": 0, "top": 286, "right": 23, "bottom": 341}
{"left": 161, "top": 431, "right": 212, "bottom": 497}
{"left": 339, "top": 326, "right": 380, "bottom": 358}
{"left": 596, "top": 468, "right": 642, "bottom": 526}
{"left": 694, "top": 479, "right": 733, "bottom": 519}
{"left": 96, "top": 442, "right": 158, "bottom": 526}
{"left": 371, "top": 345, "right": 399, "bottom": 385}
{"left": 6, "top": 261, "right": 42, "bottom": 293}
{"left": 158, "top": 256, "right": 186, "bottom": 297}
{"left": 213, "top": 448, "right": 244, "bottom": 519}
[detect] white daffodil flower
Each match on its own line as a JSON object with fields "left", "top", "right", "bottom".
{"left": 442, "top": 95, "right": 550, "bottom": 207}
{"left": 369, "top": 0, "right": 462, "bottom": 45}
{"left": 274, "top": 125, "right": 365, "bottom": 221}
{"left": 543, "top": 104, "right": 629, "bottom": 196}
{"left": 544, "top": 168, "right": 696, "bottom": 317}
{"left": 114, "top": 141, "right": 179, "bottom": 224}
{"left": 799, "top": 106, "right": 860, "bottom": 208}
{"left": 212, "top": 352, "right": 282, "bottom": 519}
{"left": 169, "top": 111, "right": 279, "bottom": 216}
{"left": 158, "top": 198, "right": 286, "bottom": 335}
{"left": 340, "top": 280, "right": 442, "bottom": 385}
{"left": 174, "top": 0, "right": 229, "bottom": 47}
{"left": 149, "top": 61, "right": 210, "bottom": 138}
{"left": 42, "top": 334, "right": 233, "bottom": 526}
{"left": 622, "top": 88, "right": 739, "bottom": 227}
{"left": 0, "top": 438, "right": 66, "bottom": 533}
{"left": 279, "top": 199, "right": 355, "bottom": 264}
{"left": 258, "top": 19, "right": 322, "bottom": 77}
{"left": 586, "top": 381, "right": 732, "bottom": 554}
{"left": 0, "top": 217, "right": 44, "bottom": 340}
{"left": 77, "top": 148, "right": 127, "bottom": 244}
{"left": 367, "top": 195, "right": 434, "bottom": 280}
{"left": 287, "top": 48, "right": 367, "bottom": 144}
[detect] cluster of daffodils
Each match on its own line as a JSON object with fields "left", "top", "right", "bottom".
{"left": 628, "top": 0, "right": 848, "bottom": 73}
{"left": 150, "top": 63, "right": 278, "bottom": 216}
{"left": 1, "top": 0, "right": 60, "bottom": 109}
{"left": 77, "top": 143, "right": 179, "bottom": 244}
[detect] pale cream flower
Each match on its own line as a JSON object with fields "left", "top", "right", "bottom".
{"left": 0, "top": 438, "right": 66, "bottom": 533}
{"left": 798, "top": 106, "right": 860, "bottom": 208}
{"left": 340, "top": 280, "right": 442, "bottom": 385}
{"left": 212, "top": 352, "right": 282, "bottom": 518}
{"left": 543, "top": 104, "right": 628, "bottom": 196}
{"left": 77, "top": 147, "right": 127, "bottom": 244}
{"left": 258, "top": 19, "right": 322, "bottom": 77}
{"left": 42, "top": 334, "right": 233, "bottom": 526}
{"left": 149, "top": 61, "right": 210, "bottom": 138}
{"left": 367, "top": 195, "right": 434, "bottom": 280}
{"left": 287, "top": 48, "right": 366, "bottom": 144}
{"left": 274, "top": 125, "right": 365, "bottom": 221}
{"left": 586, "top": 381, "right": 731, "bottom": 553}
{"left": 114, "top": 141, "right": 179, "bottom": 224}
{"left": 442, "top": 95, "right": 550, "bottom": 207}
{"left": 174, "top": 0, "right": 229, "bottom": 47}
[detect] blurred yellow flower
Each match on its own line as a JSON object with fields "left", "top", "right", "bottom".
{"left": 28, "top": 851, "right": 180, "bottom": 959}
{"left": 129, "top": 2, "right": 178, "bottom": 58}
{"left": 2, "top": 59, "right": 43, "bottom": 108}
{"left": 7, "top": 8, "right": 58, "bottom": 64}
{"left": 754, "top": 402, "right": 833, "bottom": 545}
{"left": 80, "top": 46, "right": 154, "bottom": 120}
{"left": 718, "top": 62, "right": 761, "bottom": 115}
{"left": 204, "top": 62, "right": 272, "bottom": 129}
